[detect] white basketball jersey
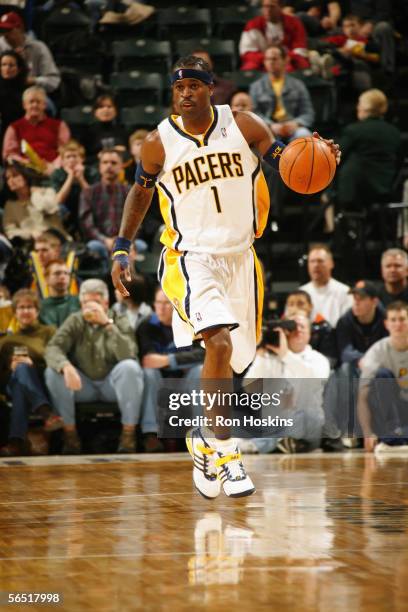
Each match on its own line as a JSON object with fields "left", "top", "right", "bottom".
{"left": 156, "top": 104, "right": 269, "bottom": 254}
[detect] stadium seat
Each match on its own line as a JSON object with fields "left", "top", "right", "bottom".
{"left": 61, "top": 105, "right": 94, "bottom": 140}
{"left": 42, "top": 6, "right": 91, "bottom": 44}
{"left": 157, "top": 8, "right": 211, "bottom": 43}
{"left": 110, "top": 72, "right": 163, "bottom": 106}
{"left": 174, "top": 39, "right": 237, "bottom": 72}
{"left": 121, "top": 105, "right": 167, "bottom": 130}
{"left": 292, "top": 72, "right": 338, "bottom": 132}
{"left": 221, "top": 70, "right": 263, "bottom": 92}
{"left": 112, "top": 39, "right": 172, "bottom": 74}
{"left": 215, "top": 6, "right": 258, "bottom": 43}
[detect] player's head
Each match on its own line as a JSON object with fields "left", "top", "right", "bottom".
{"left": 172, "top": 55, "right": 214, "bottom": 118}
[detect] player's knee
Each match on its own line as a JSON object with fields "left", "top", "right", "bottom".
{"left": 204, "top": 329, "right": 233, "bottom": 362}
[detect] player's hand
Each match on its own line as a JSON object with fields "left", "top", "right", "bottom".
{"left": 364, "top": 435, "right": 378, "bottom": 453}
{"left": 111, "top": 259, "right": 131, "bottom": 297}
{"left": 313, "top": 132, "right": 341, "bottom": 165}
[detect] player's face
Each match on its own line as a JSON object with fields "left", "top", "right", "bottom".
{"left": 352, "top": 294, "right": 376, "bottom": 319}
{"left": 307, "top": 249, "right": 334, "bottom": 283}
{"left": 385, "top": 309, "right": 408, "bottom": 339}
{"left": 172, "top": 78, "right": 213, "bottom": 119}
{"left": 381, "top": 255, "right": 407, "bottom": 284}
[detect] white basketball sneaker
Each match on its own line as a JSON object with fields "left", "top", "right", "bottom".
{"left": 214, "top": 442, "right": 256, "bottom": 498}
{"left": 186, "top": 427, "right": 221, "bottom": 499}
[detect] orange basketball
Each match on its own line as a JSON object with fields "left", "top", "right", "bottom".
{"left": 279, "top": 136, "right": 337, "bottom": 194}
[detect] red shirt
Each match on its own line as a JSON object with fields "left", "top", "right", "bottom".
{"left": 11, "top": 116, "right": 62, "bottom": 161}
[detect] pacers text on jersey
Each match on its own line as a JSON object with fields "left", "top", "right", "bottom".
{"left": 172, "top": 152, "right": 244, "bottom": 194}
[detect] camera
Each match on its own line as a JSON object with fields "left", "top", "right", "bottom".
{"left": 261, "top": 319, "right": 297, "bottom": 347}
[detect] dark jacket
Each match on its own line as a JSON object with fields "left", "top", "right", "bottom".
{"left": 337, "top": 117, "right": 401, "bottom": 206}
{"left": 137, "top": 314, "right": 205, "bottom": 373}
{"left": 336, "top": 304, "right": 388, "bottom": 365}
{"left": 377, "top": 283, "right": 408, "bottom": 307}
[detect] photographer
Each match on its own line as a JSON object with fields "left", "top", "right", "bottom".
{"left": 240, "top": 313, "right": 329, "bottom": 453}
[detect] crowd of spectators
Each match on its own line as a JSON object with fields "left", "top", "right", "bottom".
{"left": 0, "top": 0, "right": 406, "bottom": 456}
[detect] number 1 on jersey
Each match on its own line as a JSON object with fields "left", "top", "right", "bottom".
{"left": 210, "top": 186, "right": 222, "bottom": 213}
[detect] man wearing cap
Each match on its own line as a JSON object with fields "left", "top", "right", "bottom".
{"left": 0, "top": 12, "right": 60, "bottom": 93}
{"left": 337, "top": 280, "right": 388, "bottom": 369}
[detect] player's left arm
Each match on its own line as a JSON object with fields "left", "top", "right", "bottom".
{"left": 234, "top": 111, "right": 341, "bottom": 167}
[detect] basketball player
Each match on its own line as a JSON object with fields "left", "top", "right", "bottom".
{"left": 112, "top": 55, "right": 340, "bottom": 499}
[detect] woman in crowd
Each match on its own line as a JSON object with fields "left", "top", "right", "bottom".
{"left": 0, "top": 50, "right": 27, "bottom": 146}
{"left": 84, "top": 93, "right": 127, "bottom": 164}
{"left": 2, "top": 162, "right": 69, "bottom": 242}
{"left": 0, "top": 288, "right": 59, "bottom": 457}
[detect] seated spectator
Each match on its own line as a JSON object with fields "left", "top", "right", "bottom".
{"left": 250, "top": 45, "right": 314, "bottom": 141}
{"left": 83, "top": 94, "right": 127, "bottom": 164}
{"left": 337, "top": 280, "right": 387, "bottom": 369}
{"left": 241, "top": 311, "right": 329, "bottom": 453}
{"left": 30, "top": 231, "right": 79, "bottom": 299}
{"left": 378, "top": 248, "right": 408, "bottom": 306}
{"left": 0, "top": 12, "right": 61, "bottom": 93}
{"left": 79, "top": 148, "right": 129, "bottom": 272}
{"left": 191, "top": 49, "right": 237, "bottom": 105}
{"left": 0, "top": 49, "right": 27, "bottom": 144}
{"left": 39, "top": 260, "right": 80, "bottom": 327}
{"left": 124, "top": 128, "right": 148, "bottom": 183}
{"left": 230, "top": 91, "right": 254, "bottom": 113}
{"left": 2, "top": 162, "right": 67, "bottom": 242}
{"left": 285, "top": 0, "right": 341, "bottom": 36}
{"left": 0, "top": 288, "right": 57, "bottom": 457}
{"left": 113, "top": 275, "right": 152, "bottom": 332}
{"left": 137, "top": 288, "right": 204, "bottom": 451}
{"left": 239, "top": 0, "right": 309, "bottom": 72}
{"left": 335, "top": 89, "right": 400, "bottom": 211}
{"left": 50, "top": 140, "right": 98, "bottom": 238}
{"left": 300, "top": 244, "right": 352, "bottom": 327}
{"left": 346, "top": 0, "right": 395, "bottom": 74}
{"left": 2, "top": 86, "right": 71, "bottom": 175}
{"left": 358, "top": 301, "right": 408, "bottom": 452}
{"left": 45, "top": 279, "right": 144, "bottom": 454}
{"left": 284, "top": 288, "right": 337, "bottom": 365}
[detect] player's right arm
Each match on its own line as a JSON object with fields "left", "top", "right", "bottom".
{"left": 111, "top": 130, "right": 165, "bottom": 296}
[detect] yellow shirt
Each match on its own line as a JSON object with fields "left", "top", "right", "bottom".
{"left": 269, "top": 77, "right": 287, "bottom": 122}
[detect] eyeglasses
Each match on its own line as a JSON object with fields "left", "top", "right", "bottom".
{"left": 16, "top": 304, "right": 37, "bottom": 311}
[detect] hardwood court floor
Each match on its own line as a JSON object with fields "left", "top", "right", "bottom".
{"left": 1, "top": 452, "right": 408, "bottom": 612}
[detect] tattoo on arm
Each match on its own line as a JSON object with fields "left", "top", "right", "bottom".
{"left": 119, "top": 184, "right": 155, "bottom": 240}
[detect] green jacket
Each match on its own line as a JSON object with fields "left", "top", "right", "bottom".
{"left": 39, "top": 295, "right": 80, "bottom": 327}
{"left": 337, "top": 116, "right": 401, "bottom": 205}
{"left": 45, "top": 310, "right": 138, "bottom": 380}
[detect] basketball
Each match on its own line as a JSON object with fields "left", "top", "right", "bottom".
{"left": 279, "top": 136, "right": 337, "bottom": 194}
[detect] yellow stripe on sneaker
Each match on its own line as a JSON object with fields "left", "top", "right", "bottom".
{"left": 197, "top": 444, "right": 215, "bottom": 455}
{"left": 215, "top": 453, "right": 241, "bottom": 467}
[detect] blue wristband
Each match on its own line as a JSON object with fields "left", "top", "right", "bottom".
{"left": 112, "top": 237, "right": 131, "bottom": 270}
{"left": 263, "top": 140, "right": 286, "bottom": 170}
{"left": 135, "top": 162, "right": 159, "bottom": 188}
